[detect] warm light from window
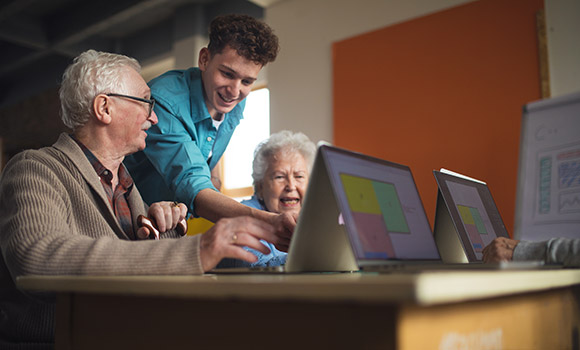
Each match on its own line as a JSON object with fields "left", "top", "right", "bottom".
{"left": 222, "top": 88, "right": 270, "bottom": 195}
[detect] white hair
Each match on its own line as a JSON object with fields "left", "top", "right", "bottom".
{"left": 252, "top": 130, "right": 316, "bottom": 191}
{"left": 59, "top": 49, "right": 141, "bottom": 130}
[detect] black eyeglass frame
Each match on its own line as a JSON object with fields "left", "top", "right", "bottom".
{"left": 105, "top": 93, "right": 155, "bottom": 117}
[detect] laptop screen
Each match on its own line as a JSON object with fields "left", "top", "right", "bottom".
{"left": 322, "top": 146, "right": 440, "bottom": 261}
{"left": 433, "top": 171, "right": 510, "bottom": 261}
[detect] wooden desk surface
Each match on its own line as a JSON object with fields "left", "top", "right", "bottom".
{"left": 15, "top": 269, "right": 580, "bottom": 350}
{"left": 17, "top": 269, "right": 580, "bottom": 306}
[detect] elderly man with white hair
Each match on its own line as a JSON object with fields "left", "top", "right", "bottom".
{"left": 0, "top": 49, "right": 280, "bottom": 349}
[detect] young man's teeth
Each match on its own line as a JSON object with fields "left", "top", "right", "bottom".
{"left": 220, "top": 94, "right": 235, "bottom": 103}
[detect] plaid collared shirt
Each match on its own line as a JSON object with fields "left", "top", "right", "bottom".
{"left": 72, "top": 136, "right": 136, "bottom": 240}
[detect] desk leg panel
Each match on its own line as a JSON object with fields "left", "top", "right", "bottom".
{"left": 59, "top": 294, "right": 398, "bottom": 350}
{"left": 55, "top": 293, "right": 72, "bottom": 350}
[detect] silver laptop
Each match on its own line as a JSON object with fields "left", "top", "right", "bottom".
{"left": 432, "top": 169, "right": 550, "bottom": 268}
{"left": 286, "top": 145, "right": 444, "bottom": 272}
{"left": 432, "top": 169, "right": 508, "bottom": 263}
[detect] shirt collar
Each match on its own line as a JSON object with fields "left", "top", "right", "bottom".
{"left": 70, "top": 134, "right": 134, "bottom": 190}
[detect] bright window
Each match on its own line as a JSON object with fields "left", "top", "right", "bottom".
{"left": 221, "top": 88, "right": 270, "bottom": 198}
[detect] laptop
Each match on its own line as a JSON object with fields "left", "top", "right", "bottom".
{"left": 432, "top": 169, "right": 548, "bottom": 268}
{"left": 291, "top": 145, "right": 446, "bottom": 272}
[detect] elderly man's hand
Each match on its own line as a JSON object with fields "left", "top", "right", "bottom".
{"left": 199, "top": 216, "right": 278, "bottom": 271}
{"left": 136, "top": 201, "right": 188, "bottom": 239}
{"left": 482, "top": 237, "right": 520, "bottom": 263}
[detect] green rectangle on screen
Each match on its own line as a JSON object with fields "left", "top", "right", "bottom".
{"left": 469, "top": 207, "right": 487, "bottom": 234}
{"left": 372, "top": 181, "right": 410, "bottom": 233}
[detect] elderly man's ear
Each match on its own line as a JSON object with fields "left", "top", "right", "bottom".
{"left": 93, "top": 94, "right": 113, "bottom": 125}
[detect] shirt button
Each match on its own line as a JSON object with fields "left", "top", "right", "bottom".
{"left": 207, "top": 137, "right": 212, "bottom": 142}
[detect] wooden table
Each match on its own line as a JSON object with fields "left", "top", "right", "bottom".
{"left": 17, "top": 269, "right": 580, "bottom": 350}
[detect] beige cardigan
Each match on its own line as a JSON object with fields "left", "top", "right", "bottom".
{"left": 0, "top": 133, "right": 203, "bottom": 348}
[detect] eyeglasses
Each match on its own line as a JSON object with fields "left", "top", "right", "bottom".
{"left": 106, "top": 93, "right": 155, "bottom": 117}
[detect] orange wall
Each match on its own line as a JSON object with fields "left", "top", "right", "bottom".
{"left": 333, "top": 0, "right": 543, "bottom": 235}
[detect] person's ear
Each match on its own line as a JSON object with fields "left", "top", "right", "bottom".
{"left": 93, "top": 94, "right": 113, "bottom": 125}
{"left": 198, "top": 48, "right": 210, "bottom": 71}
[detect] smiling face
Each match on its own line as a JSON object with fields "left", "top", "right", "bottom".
{"left": 198, "top": 45, "right": 262, "bottom": 119}
{"left": 256, "top": 150, "right": 309, "bottom": 215}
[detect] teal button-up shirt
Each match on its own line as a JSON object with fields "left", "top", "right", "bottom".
{"left": 125, "top": 68, "right": 244, "bottom": 216}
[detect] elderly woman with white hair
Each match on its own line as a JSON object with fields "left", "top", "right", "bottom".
{"left": 218, "top": 130, "right": 316, "bottom": 268}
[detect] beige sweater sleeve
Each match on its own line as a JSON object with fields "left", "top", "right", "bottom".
{"left": 0, "top": 146, "right": 204, "bottom": 279}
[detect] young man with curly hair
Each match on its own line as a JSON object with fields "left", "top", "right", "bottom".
{"left": 125, "top": 14, "right": 295, "bottom": 252}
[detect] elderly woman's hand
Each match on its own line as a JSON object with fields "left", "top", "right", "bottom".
{"left": 267, "top": 212, "right": 297, "bottom": 252}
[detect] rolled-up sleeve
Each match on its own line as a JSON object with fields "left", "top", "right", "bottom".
{"left": 514, "top": 238, "right": 580, "bottom": 267}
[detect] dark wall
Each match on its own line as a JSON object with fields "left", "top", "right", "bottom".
{"left": 0, "top": 0, "right": 263, "bottom": 164}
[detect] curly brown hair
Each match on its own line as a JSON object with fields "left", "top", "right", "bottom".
{"left": 207, "top": 14, "right": 279, "bottom": 66}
